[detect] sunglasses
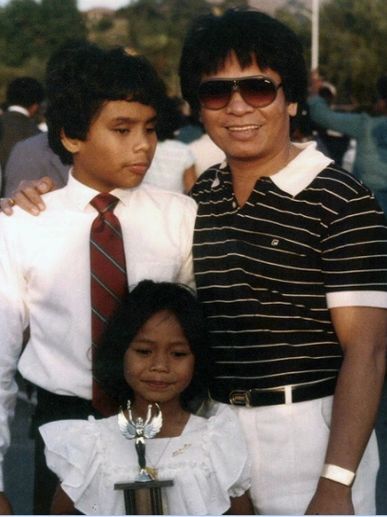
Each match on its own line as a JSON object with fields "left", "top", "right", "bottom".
{"left": 198, "top": 75, "right": 283, "bottom": 110}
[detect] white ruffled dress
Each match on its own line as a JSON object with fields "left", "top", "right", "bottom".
{"left": 40, "top": 403, "right": 251, "bottom": 515}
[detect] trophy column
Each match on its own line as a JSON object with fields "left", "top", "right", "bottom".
{"left": 115, "top": 479, "right": 174, "bottom": 515}
{"left": 116, "top": 402, "right": 174, "bottom": 515}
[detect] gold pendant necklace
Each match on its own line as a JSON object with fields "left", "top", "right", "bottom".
{"left": 145, "top": 438, "right": 171, "bottom": 480}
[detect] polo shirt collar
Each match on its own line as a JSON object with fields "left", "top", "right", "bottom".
{"left": 213, "top": 142, "right": 333, "bottom": 196}
{"left": 270, "top": 141, "right": 333, "bottom": 196}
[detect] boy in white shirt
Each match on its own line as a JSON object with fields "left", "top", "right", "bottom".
{"left": 0, "top": 42, "right": 196, "bottom": 514}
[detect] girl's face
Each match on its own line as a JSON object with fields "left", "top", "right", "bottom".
{"left": 124, "top": 310, "right": 195, "bottom": 410}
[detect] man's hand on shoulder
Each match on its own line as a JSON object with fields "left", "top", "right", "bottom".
{"left": 0, "top": 176, "right": 55, "bottom": 216}
{"left": 305, "top": 477, "right": 354, "bottom": 515}
{"left": 0, "top": 492, "right": 13, "bottom": 514}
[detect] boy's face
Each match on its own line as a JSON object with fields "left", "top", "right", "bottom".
{"left": 64, "top": 100, "right": 157, "bottom": 192}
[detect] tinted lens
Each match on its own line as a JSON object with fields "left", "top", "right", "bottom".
{"left": 240, "top": 78, "right": 278, "bottom": 108}
{"left": 198, "top": 80, "right": 233, "bottom": 110}
{"left": 198, "top": 77, "right": 281, "bottom": 110}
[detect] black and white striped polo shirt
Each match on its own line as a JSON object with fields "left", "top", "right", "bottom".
{"left": 191, "top": 144, "right": 387, "bottom": 397}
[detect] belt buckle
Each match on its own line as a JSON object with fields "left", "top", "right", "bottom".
{"left": 229, "top": 390, "right": 251, "bottom": 407}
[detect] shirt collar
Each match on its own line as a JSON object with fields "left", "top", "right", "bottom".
{"left": 65, "top": 171, "right": 136, "bottom": 211}
{"left": 269, "top": 141, "right": 333, "bottom": 196}
{"left": 212, "top": 141, "right": 333, "bottom": 196}
{"left": 7, "top": 105, "right": 30, "bottom": 117}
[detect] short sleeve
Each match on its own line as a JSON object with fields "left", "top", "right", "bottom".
{"left": 156, "top": 404, "right": 251, "bottom": 515}
{"left": 322, "top": 186, "right": 387, "bottom": 299}
{"left": 39, "top": 417, "right": 105, "bottom": 513}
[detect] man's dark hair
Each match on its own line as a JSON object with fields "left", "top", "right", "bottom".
{"left": 179, "top": 8, "right": 307, "bottom": 114}
{"left": 6, "top": 77, "right": 44, "bottom": 108}
{"left": 93, "top": 280, "right": 211, "bottom": 412}
{"left": 45, "top": 42, "right": 167, "bottom": 164}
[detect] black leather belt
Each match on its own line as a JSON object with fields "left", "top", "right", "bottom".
{"left": 211, "top": 378, "right": 336, "bottom": 407}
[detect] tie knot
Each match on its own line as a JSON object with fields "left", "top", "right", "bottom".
{"left": 90, "top": 193, "right": 119, "bottom": 215}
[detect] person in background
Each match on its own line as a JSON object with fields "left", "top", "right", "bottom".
{"left": 3, "top": 132, "right": 69, "bottom": 198}
{"left": 308, "top": 70, "right": 387, "bottom": 215}
{"left": 0, "top": 77, "right": 44, "bottom": 192}
{"left": 188, "top": 131, "right": 226, "bottom": 177}
{"left": 175, "top": 100, "right": 204, "bottom": 144}
{"left": 310, "top": 81, "right": 350, "bottom": 166}
{"left": 144, "top": 96, "right": 197, "bottom": 193}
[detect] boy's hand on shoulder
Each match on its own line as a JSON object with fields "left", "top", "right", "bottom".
{"left": 1, "top": 177, "right": 55, "bottom": 216}
{"left": 0, "top": 492, "right": 13, "bottom": 514}
{"left": 305, "top": 477, "right": 354, "bottom": 515}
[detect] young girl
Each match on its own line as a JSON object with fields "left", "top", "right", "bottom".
{"left": 40, "top": 280, "right": 253, "bottom": 515}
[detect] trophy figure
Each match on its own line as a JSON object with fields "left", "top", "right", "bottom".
{"left": 114, "top": 402, "right": 174, "bottom": 514}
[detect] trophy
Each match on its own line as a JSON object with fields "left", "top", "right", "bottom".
{"left": 114, "top": 402, "right": 174, "bottom": 514}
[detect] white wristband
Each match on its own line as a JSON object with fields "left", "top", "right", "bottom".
{"left": 321, "top": 463, "right": 356, "bottom": 487}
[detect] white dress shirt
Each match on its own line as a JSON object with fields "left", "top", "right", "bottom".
{"left": 0, "top": 174, "right": 197, "bottom": 488}
{"left": 188, "top": 134, "right": 226, "bottom": 176}
{"left": 144, "top": 139, "right": 195, "bottom": 193}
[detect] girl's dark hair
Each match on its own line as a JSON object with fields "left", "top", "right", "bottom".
{"left": 93, "top": 280, "right": 210, "bottom": 412}
{"left": 45, "top": 42, "right": 167, "bottom": 164}
{"left": 179, "top": 8, "right": 307, "bottom": 114}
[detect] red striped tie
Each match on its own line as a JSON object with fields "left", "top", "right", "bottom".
{"left": 90, "top": 193, "right": 127, "bottom": 415}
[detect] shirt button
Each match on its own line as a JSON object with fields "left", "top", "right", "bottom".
{"left": 232, "top": 201, "right": 237, "bottom": 208}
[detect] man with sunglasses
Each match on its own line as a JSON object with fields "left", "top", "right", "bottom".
{"left": 3, "top": 8, "right": 387, "bottom": 516}
{"left": 180, "top": 8, "right": 387, "bottom": 516}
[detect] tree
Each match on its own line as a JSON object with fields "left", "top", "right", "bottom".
{"left": 318, "top": 0, "right": 387, "bottom": 105}
{"left": 37, "top": 0, "right": 87, "bottom": 59}
{"left": 276, "top": 0, "right": 387, "bottom": 106}
{"left": 0, "top": 0, "right": 41, "bottom": 67}
{"left": 278, "top": 0, "right": 387, "bottom": 106}
{"left": 0, "top": 0, "right": 86, "bottom": 68}
{"left": 276, "top": 2, "right": 311, "bottom": 73}
{"left": 123, "top": 0, "right": 249, "bottom": 94}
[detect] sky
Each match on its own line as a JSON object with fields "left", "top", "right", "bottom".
{"left": 76, "top": 0, "right": 131, "bottom": 10}
{"left": 0, "top": 0, "right": 132, "bottom": 10}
